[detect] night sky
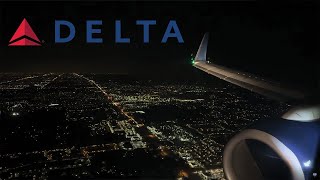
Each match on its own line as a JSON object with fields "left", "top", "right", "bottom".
{"left": 0, "top": 1, "right": 319, "bottom": 88}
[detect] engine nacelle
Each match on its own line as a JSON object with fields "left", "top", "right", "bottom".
{"left": 223, "top": 106, "right": 320, "bottom": 180}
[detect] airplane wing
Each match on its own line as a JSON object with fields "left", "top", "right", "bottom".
{"left": 193, "top": 33, "right": 306, "bottom": 102}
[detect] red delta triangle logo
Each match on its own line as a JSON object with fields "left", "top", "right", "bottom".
{"left": 8, "top": 18, "right": 41, "bottom": 46}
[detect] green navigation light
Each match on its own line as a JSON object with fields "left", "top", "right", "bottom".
{"left": 191, "top": 57, "right": 195, "bottom": 65}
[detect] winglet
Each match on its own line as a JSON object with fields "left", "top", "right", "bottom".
{"left": 195, "top": 33, "right": 209, "bottom": 61}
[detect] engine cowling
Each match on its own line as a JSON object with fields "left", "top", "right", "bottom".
{"left": 223, "top": 106, "right": 320, "bottom": 180}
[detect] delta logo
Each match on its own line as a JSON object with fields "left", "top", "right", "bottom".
{"left": 9, "top": 18, "right": 42, "bottom": 46}
{"left": 8, "top": 18, "right": 184, "bottom": 46}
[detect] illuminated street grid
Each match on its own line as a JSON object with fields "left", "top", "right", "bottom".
{"left": 85, "top": 74, "right": 289, "bottom": 179}
{"left": 0, "top": 73, "right": 288, "bottom": 179}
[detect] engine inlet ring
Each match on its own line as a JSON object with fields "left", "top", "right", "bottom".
{"left": 223, "top": 129, "right": 304, "bottom": 180}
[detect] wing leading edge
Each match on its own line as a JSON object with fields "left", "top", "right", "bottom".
{"left": 193, "top": 33, "right": 306, "bottom": 102}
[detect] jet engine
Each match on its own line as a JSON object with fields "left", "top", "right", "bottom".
{"left": 223, "top": 106, "right": 320, "bottom": 180}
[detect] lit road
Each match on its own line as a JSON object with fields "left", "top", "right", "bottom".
{"left": 73, "top": 73, "right": 140, "bottom": 126}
